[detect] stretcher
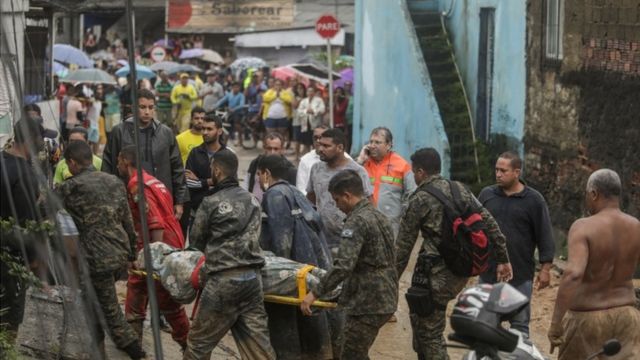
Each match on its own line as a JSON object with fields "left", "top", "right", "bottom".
{"left": 262, "top": 264, "right": 336, "bottom": 308}
{"left": 128, "top": 263, "right": 336, "bottom": 310}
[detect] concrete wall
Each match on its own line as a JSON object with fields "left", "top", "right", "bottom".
{"left": 439, "top": 0, "right": 527, "bottom": 146}
{"left": 525, "top": 0, "right": 640, "bottom": 244}
{"left": 0, "top": 0, "right": 30, "bottom": 145}
{"left": 354, "top": 0, "right": 450, "bottom": 173}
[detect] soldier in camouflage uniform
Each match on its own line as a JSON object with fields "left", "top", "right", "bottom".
{"left": 301, "top": 169, "right": 398, "bottom": 360}
{"left": 184, "top": 149, "right": 276, "bottom": 360}
{"left": 57, "top": 141, "right": 145, "bottom": 359}
{"left": 395, "top": 148, "right": 512, "bottom": 360}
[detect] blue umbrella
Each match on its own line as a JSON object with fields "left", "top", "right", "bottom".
{"left": 53, "top": 61, "right": 68, "bottom": 77}
{"left": 53, "top": 44, "right": 93, "bottom": 68}
{"left": 115, "top": 64, "right": 156, "bottom": 79}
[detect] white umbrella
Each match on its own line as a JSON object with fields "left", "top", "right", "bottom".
{"left": 200, "top": 49, "right": 224, "bottom": 64}
{"left": 150, "top": 61, "right": 180, "bottom": 72}
{"left": 64, "top": 68, "right": 117, "bottom": 85}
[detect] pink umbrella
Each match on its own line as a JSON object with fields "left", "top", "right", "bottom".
{"left": 272, "top": 66, "right": 301, "bottom": 85}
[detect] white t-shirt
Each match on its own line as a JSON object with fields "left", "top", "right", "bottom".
{"left": 267, "top": 98, "right": 287, "bottom": 119}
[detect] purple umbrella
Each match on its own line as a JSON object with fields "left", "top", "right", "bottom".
{"left": 334, "top": 68, "right": 353, "bottom": 90}
{"left": 154, "top": 39, "right": 175, "bottom": 49}
{"left": 179, "top": 48, "right": 204, "bottom": 60}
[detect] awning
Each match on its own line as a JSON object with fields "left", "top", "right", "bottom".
{"left": 235, "top": 27, "right": 345, "bottom": 48}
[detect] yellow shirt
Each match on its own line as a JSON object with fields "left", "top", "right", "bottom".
{"left": 170, "top": 83, "right": 198, "bottom": 116}
{"left": 176, "top": 129, "right": 204, "bottom": 165}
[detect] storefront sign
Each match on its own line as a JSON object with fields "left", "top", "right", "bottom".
{"left": 166, "top": 0, "right": 295, "bottom": 33}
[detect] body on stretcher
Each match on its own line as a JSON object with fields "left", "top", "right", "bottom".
{"left": 132, "top": 243, "right": 339, "bottom": 309}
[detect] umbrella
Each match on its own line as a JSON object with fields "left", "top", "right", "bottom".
{"left": 53, "top": 61, "right": 69, "bottom": 78}
{"left": 179, "top": 48, "right": 203, "bottom": 60}
{"left": 150, "top": 61, "right": 180, "bottom": 72}
{"left": 154, "top": 39, "right": 175, "bottom": 49}
{"left": 53, "top": 44, "right": 93, "bottom": 68}
{"left": 115, "top": 64, "right": 156, "bottom": 79}
{"left": 90, "top": 50, "right": 114, "bottom": 61}
{"left": 200, "top": 49, "right": 224, "bottom": 64}
{"left": 230, "top": 57, "right": 267, "bottom": 73}
{"left": 64, "top": 68, "right": 117, "bottom": 85}
{"left": 334, "top": 68, "right": 354, "bottom": 89}
{"left": 167, "top": 63, "right": 203, "bottom": 75}
{"left": 180, "top": 48, "right": 224, "bottom": 64}
{"left": 335, "top": 55, "right": 354, "bottom": 68}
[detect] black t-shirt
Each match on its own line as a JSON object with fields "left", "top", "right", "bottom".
{"left": 0, "top": 151, "right": 40, "bottom": 224}
{"left": 478, "top": 184, "right": 555, "bottom": 285}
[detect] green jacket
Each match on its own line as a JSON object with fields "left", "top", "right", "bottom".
{"left": 395, "top": 174, "right": 510, "bottom": 278}
{"left": 57, "top": 167, "right": 137, "bottom": 273}
{"left": 313, "top": 199, "right": 399, "bottom": 315}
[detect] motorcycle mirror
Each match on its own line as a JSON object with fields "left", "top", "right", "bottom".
{"left": 602, "top": 339, "right": 621, "bottom": 356}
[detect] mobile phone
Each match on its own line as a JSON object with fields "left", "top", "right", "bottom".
{"left": 364, "top": 147, "right": 371, "bottom": 156}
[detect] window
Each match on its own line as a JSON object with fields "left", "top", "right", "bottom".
{"left": 545, "top": 0, "right": 564, "bottom": 60}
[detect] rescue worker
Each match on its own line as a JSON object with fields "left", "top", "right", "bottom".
{"left": 258, "top": 154, "right": 333, "bottom": 359}
{"left": 117, "top": 145, "right": 190, "bottom": 349}
{"left": 301, "top": 169, "right": 398, "bottom": 359}
{"left": 57, "top": 141, "right": 145, "bottom": 359}
{"left": 395, "top": 148, "right": 512, "bottom": 360}
{"left": 357, "top": 126, "right": 416, "bottom": 235}
{"left": 184, "top": 149, "right": 276, "bottom": 360}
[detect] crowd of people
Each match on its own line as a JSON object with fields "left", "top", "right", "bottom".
{"left": 1, "top": 81, "right": 639, "bottom": 360}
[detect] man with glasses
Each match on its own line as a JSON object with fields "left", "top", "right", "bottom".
{"left": 102, "top": 89, "right": 188, "bottom": 221}
{"left": 356, "top": 127, "right": 416, "bottom": 236}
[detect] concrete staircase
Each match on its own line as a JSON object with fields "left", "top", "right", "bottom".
{"left": 407, "top": 1, "right": 483, "bottom": 186}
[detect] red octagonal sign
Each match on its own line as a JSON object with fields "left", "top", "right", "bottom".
{"left": 316, "top": 14, "right": 341, "bottom": 39}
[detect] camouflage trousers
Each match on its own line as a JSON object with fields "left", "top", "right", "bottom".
{"left": 410, "top": 264, "right": 468, "bottom": 360}
{"left": 183, "top": 269, "right": 276, "bottom": 360}
{"left": 82, "top": 270, "right": 139, "bottom": 350}
{"left": 339, "top": 313, "right": 392, "bottom": 360}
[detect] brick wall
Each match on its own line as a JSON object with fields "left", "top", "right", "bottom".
{"left": 584, "top": 38, "right": 640, "bottom": 74}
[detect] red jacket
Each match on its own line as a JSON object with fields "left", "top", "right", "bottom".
{"left": 127, "top": 171, "right": 185, "bottom": 251}
{"left": 333, "top": 97, "right": 348, "bottom": 128}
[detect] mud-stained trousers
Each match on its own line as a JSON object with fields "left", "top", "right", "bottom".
{"left": 183, "top": 269, "right": 276, "bottom": 360}
{"left": 125, "top": 274, "right": 190, "bottom": 347}
{"left": 339, "top": 313, "right": 392, "bottom": 360}
{"left": 411, "top": 264, "right": 468, "bottom": 360}
{"left": 83, "top": 270, "right": 140, "bottom": 354}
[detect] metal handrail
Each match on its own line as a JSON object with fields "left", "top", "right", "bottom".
{"left": 439, "top": 14, "right": 482, "bottom": 184}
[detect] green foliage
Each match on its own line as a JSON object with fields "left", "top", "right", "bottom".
{"left": 0, "top": 217, "right": 51, "bottom": 290}
{"left": 309, "top": 52, "right": 353, "bottom": 71}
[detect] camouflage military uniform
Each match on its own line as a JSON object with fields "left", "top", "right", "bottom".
{"left": 184, "top": 177, "right": 275, "bottom": 360}
{"left": 395, "top": 175, "right": 509, "bottom": 360}
{"left": 313, "top": 199, "right": 399, "bottom": 360}
{"left": 57, "top": 167, "right": 140, "bottom": 352}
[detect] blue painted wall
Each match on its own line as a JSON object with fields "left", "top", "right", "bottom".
{"left": 439, "top": 0, "right": 527, "bottom": 145}
{"left": 354, "top": 0, "right": 450, "bottom": 175}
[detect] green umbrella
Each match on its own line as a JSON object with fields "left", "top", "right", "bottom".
{"left": 64, "top": 68, "right": 117, "bottom": 85}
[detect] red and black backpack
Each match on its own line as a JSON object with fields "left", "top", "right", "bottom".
{"left": 421, "top": 180, "right": 490, "bottom": 277}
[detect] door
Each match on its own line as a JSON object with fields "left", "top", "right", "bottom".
{"left": 476, "top": 8, "right": 495, "bottom": 142}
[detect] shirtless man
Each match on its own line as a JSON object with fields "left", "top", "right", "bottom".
{"left": 548, "top": 169, "right": 640, "bottom": 360}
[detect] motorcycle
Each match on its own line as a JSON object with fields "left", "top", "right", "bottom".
{"left": 447, "top": 283, "right": 621, "bottom": 360}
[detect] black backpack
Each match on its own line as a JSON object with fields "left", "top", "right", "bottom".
{"left": 421, "top": 180, "right": 490, "bottom": 277}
